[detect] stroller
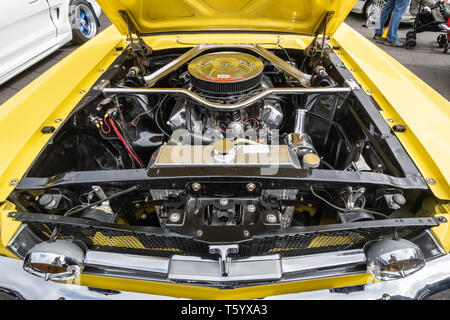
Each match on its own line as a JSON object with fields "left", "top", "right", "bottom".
{"left": 405, "top": 0, "right": 450, "bottom": 52}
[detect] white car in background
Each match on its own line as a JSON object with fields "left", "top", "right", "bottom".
{"left": 0, "top": 0, "right": 102, "bottom": 86}
{"left": 352, "top": 0, "right": 415, "bottom": 24}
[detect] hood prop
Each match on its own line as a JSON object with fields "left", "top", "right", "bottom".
{"left": 120, "top": 10, "right": 152, "bottom": 75}
{"left": 305, "top": 11, "right": 335, "bottom": 63}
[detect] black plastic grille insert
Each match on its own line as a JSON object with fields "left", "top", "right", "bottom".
{"left": 26, "top": 220, "right": 432, "bottom": 258}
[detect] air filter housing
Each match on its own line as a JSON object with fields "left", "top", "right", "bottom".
{"left": 188, "top": 52, "right": 264, "bottom": 94}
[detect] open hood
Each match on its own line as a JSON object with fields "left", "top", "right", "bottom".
{"left": 96, "top": 0, "right": 357, "bottom": 37}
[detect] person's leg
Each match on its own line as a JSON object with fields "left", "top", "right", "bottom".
{"left": 375, "top": 0, "right": 397, "bottom": 35}
{"left": 386, "top": 0, "right": 410, "bottom": 43}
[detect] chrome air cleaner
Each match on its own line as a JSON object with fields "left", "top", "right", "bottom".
{"left": 188, "top": 52, "right": 264, "bottom": 94}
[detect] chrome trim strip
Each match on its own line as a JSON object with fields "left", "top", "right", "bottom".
{"left": 282, "top": 250, "right": 366, "bottom": 274}
{"left": 102, "top": 87, "right": 351, "bottom": 111}
{"left": 168, "top": 254, "right": 282, "bottom": 282}
{"left": 81, "top": 249, "right": 366, "bottom": 284}
{"left": 143, "top": 44, "right": 313, "bottom": 88}
{"left": 84, "top": 251, "right": 169, "bottom": 275}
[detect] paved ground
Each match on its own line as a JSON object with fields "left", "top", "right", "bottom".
{"left": 346, "top": 13, "right": 450, "bottom": 100}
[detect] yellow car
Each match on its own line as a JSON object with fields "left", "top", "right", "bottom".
{"left": 0, "top": 0, "right": 449, "bottom": 300}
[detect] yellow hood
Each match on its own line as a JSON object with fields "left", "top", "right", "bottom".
{"left": 96, "top": 0, "right": 357, "bottom": 37}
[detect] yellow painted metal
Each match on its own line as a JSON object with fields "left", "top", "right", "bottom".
{"left": 77, "top": 272, "right": 373, "bottom": 300}
{"left": 432, "top": 212, "right": 450, "bottom": 253}
{"left": 0, "top": 26, "right": 126, "bottom": 203}
{"left": 96, "top": 0, "right": 357, "bottom": 37}
{"left": 331, "top": 24, "right": 450, "bottom": 200}
{"left": 144, "top": 33, "right": 314, "bottom": 51}
{"left": 0, "top": 202, "right": 20, "bottom": 258}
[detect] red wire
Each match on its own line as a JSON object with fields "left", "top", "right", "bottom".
{"left": 101, "top": 122, "right": 111, "bottom": 135}
{"left": 101, "top": 126, "right": 109, "bottom": 134}
{"left": 109, "top": 118, "right": 144, "bottom": 168}
{"left": 243, "top": 118, "right": 260, "bottom": 126}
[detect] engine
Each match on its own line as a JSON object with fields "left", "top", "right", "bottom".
{"left": 168, "top": 51, "right": 284, "bottom": 141}
{"left": 18, "top": 42, "right": 419, "bottom": 245}
{"left": 109, "top": 49, "right": 332, "bottom": 171}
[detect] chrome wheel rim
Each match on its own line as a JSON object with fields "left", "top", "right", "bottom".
{"left": 366, "top": 0, "right": 386, "bottom": 28}
{"left": 75, "top": 4, "right": 97, "bottom": 39}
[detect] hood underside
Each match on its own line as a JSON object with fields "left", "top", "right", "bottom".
{"left": 96, "top": 0, "right": 357, "bottom": 37}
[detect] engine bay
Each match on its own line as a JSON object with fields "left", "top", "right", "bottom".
{"left": 9, "top": 39, "right": 431, "bottom": 245}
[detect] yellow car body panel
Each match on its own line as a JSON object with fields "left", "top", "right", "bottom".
{"left": 77, "top": 272, "right": 374, "bottom": 300}
{"left": 0, "top": 12, "right": 449, "bottom": 296}
{"left": 0, "top": 26, "right": 126, "bottom": 203}
{"left": 96, "top": 0, "right": 358, "bottom": 37}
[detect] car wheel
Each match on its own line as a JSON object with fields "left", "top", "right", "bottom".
{"left": 364, "top": 0, "right": 374, "bottom": 20}
{"left": 364, "top": 0, "right": 386, "bottom": 19}
{"left": 69, "top": 0, "right": 98, "bottom": 44}
{"left": 365, "top": 0, "right": 386, "bottom": 28}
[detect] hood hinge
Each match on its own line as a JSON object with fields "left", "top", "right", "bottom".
{"left": 119, "top": 10, "right": 152, "bottom": 74}
{"left": 305, "top": 11, "right": 335, "bottom": 62}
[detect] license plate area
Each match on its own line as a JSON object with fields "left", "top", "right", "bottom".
{"left": 168, "top": 254, "right": 282, "bottom": 282}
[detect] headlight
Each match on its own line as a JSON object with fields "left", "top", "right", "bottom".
{"left": 23, "top": 240, "right": 85, "bottom": 281}
{"left": 364, "top": 238, "right": 426, "bottom": 280}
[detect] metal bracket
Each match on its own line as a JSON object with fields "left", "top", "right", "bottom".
{"left": 92, "top": 186, "right": 108, "bottom": 202}
{"left": 346, "top": 187, "right": 366, "bottom": 210}
{"left": 305, "top": 11, "right": 335, "bottom": 60}
{"left": 345, "top": 79, "right": 360, "bottom": 91}
{"left": 119, "top": 10, "right": 152, "bottom": 74}
{"left": 209, "top": 244, "right": 239, "bottom": 276}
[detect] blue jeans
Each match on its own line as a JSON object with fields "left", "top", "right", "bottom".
{"left": 375, "top": 0, "right": 410, "bottom": 42}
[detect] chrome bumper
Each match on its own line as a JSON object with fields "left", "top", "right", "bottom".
{"left": 265, "top": 253, "right": 450, "bottom": 300}
{"left": 1, "top": 252, "right": 450, "bottom": 300}
{"left": 0, "top": 255, "right": 177, "bottom": 300}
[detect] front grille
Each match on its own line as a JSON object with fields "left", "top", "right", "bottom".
{"left": 239, "top": 227, "right": 425, "bottom": 257}
{"left": 28, "top": 223, "right": 210, "bottom": 258}
{"left": 26, "top": 220, "right": 434, "bottom": 258}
